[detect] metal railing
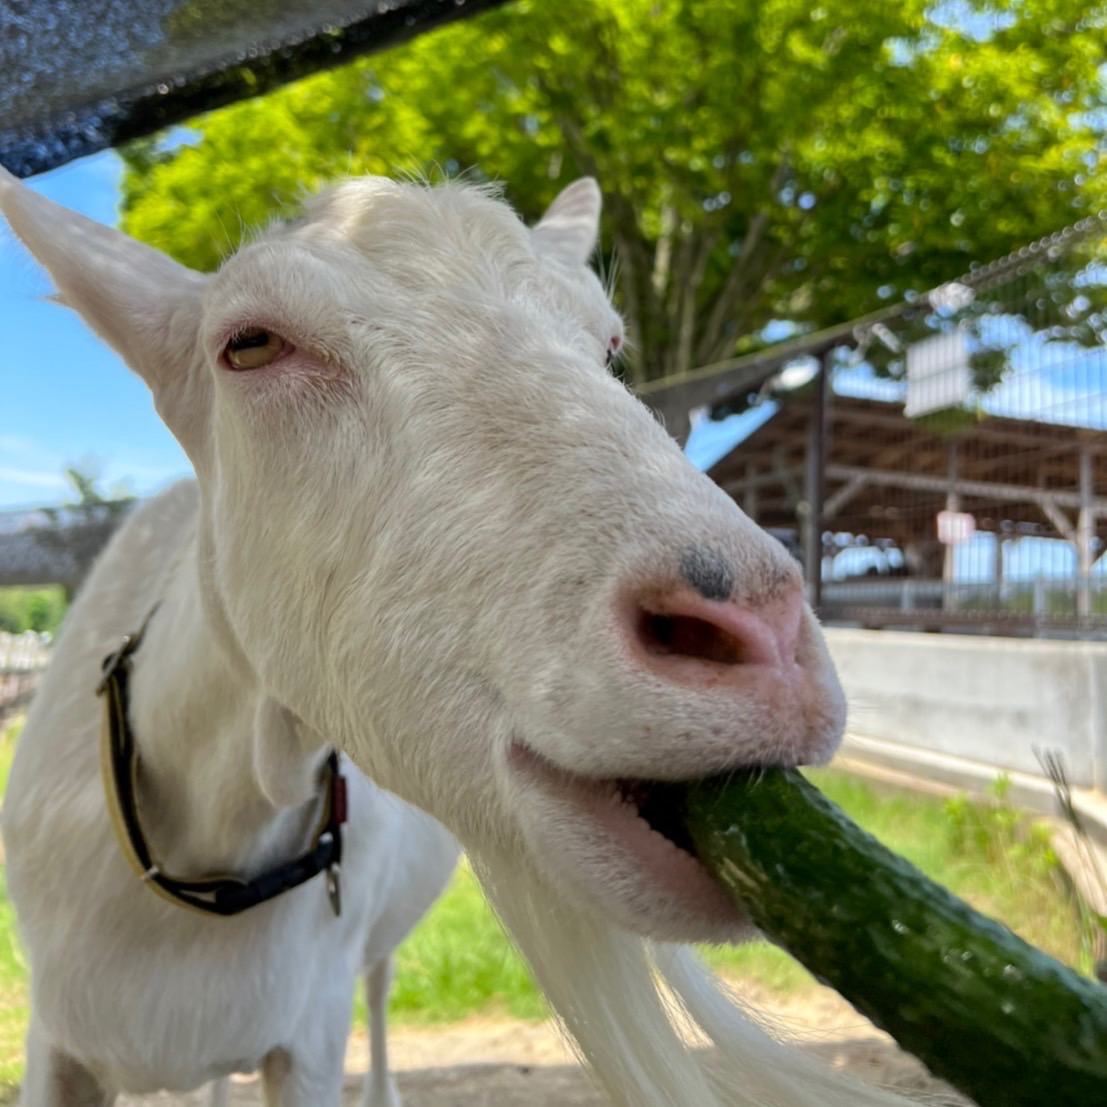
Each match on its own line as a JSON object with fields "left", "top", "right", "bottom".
{"left": 675, "top": 212, "right": 1107, "bottom": 637}
{"left": 0, "top": 630, "right": 50, "bottom": 721}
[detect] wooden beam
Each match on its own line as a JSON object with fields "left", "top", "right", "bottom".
{"left": 718, "top": 467, "right": 804, "bottom": 496}
{"left": 1039, "top": 498, "right": 1077, "bottom": 544}
{"left": 969, "top": 449, "right": 1071, "bottom": 479}
{"left": 829, "top": 405, "right": 1099, "bottom": 453}
{"left": 825, "top": 464, "right": 1107, "bottom": 513}
{"left": 868, "top": 439, "right": 920, "bottom": 471}
{"left": 824, "top": 475, "right": 869, "bottom": 519}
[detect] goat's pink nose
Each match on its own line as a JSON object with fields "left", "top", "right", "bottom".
{"left": 622, "top": 587, "right": 803, "bottom": 687}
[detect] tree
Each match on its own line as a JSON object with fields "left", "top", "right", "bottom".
{"left": 41, "top": 466, "right": 136, "bottom": 526}
{"left": 120, "top": 0, "right": 1107, "bottom": 387}
{"left": 0, "top": 587, "right": 67, "bottom": 635}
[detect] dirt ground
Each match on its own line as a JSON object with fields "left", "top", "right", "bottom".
{"left": 118, "top": 984, "right": 966, "bottom": 1106}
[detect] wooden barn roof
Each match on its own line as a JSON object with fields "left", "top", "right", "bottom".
{"left": 707, "top": 391, "right": 1107, "bottom": 550}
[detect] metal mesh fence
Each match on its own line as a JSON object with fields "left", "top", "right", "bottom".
{"left": 701, "top": 213, "right": 1107, "bottom": 638}
{"left": 822, "top": 217, "right": 1107, "bottom": 635}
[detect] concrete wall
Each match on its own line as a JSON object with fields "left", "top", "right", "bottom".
{"left": 824, "top": 628, "right": 1107, "bottom": 792}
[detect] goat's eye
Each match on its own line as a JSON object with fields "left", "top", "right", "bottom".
{"left": 224, "top": 328, "right": 288, "bottom": 370}
{"left": 606, "top": 335, "right": 623, "bottom": 368}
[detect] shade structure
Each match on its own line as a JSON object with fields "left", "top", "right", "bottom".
{"left": 0, "top": 0, "right": 511, "bottom": 177}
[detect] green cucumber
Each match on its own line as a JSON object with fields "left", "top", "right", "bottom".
{"left": 681, "top": 769, "right": 1107, "bottom": 1107}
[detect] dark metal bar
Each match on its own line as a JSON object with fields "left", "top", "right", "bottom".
{"left": 1078, "top": 446, "right": 1095, "bottom": 619}
{"left": 801, "top": 354, "right": 829, "bottom": 611}
{"left": 942, "top": 441, "right": 960, "bottom": 612}
{"left": 1, "top": 0, "right": 515, "bottom": 178}
{"left": 637, "top": 210, "right": 1107, "bottom": 438}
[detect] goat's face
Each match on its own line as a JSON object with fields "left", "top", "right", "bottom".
{"left": 0, "top": 170, "right": 844, "bottom": 942}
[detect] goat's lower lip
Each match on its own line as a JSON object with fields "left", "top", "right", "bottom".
{"left": 506, "top": 740, "right": 745, "bottom": 934}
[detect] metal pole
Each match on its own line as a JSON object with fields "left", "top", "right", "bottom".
{"left": 994, "top": 534, "right": 1005, "bottom": 607}
{"left": 744, "top": 463, "right": 760, "bottom": 522}
{"left": 1077, "top": 446, "right": 1095, "bottom": 621}
{"left": 943, "top": 441, "right": 960, "bottom": 612}
{"left": 802, "top": 355, "right": 829, "bottom": 611}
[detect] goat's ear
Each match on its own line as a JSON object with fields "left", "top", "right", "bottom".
{"left": 0, "top": 166, "right": 208, "bottom": 434}
{"left": 532, "top": 178, "right": 602, "bottom": 266}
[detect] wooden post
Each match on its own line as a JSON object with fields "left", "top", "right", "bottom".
{"left": 943, "top": 441, "right": 960, "bottom": 612}
{"left": 1034, "top": 576, "right": 1047, "bottom": 635}
{"left": 1077, "top": 446, "right": 1095, "bottom": 620}
{"left": 801, "top": 356, "right": 832, "bottom": 611}
{"left": 802, "top": 356, "right": 830, "bottom": 611}
{"left": 743, "top": 463, "right": 759, "bottom": 522}
{"left": 993, "top": 533, "right": 1005, "bottom": 607}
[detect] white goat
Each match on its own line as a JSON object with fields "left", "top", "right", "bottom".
{"left": 1, "top": 179, "right": 460, "bottom": 1099}
{"left": 0, "top": 166, "right": 927, "bottom": 1107}
{"left": 3, "top": 473, "right": 458, "bottom": 1107}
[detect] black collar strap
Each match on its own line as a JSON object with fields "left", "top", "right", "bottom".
{"left": 96, "top": 616, "right": 347, "bottom": 918}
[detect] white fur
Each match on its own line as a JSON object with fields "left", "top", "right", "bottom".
{"left": 2, "top": 478, "right": 457, "bottom": 1106}
{"left": 0, "top": 167, "right": 930, "bottom": 1106}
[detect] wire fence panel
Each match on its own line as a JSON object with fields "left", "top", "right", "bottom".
{"left": 0, "top": 631, "right": 50, "bottom": 722}
{"left": 825, "top": 220, "right": 1106, "bottom": 636}
{"left": 700, "top": 214, "right": 1107, "bottom": 638}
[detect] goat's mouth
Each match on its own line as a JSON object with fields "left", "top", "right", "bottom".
{"left": 615, "top": 776, "right": 698, "bottom": 855}
{"left": 506, "top": 741, "right": 749, "bottom": 941}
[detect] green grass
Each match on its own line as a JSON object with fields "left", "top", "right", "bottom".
{"left": 0, "top": 751, "right": 1089, "bottom": 1095}
{"left": 0, "top": 721, "right": 21, "bottom": 802}
{"left": 0, "top": 720, "right": 26, "bottom": 1098}
{"left": 0, "top": 866, "right": 27, "bottom": 1097}
{"left": 0, "top": 587, "right": 67, "bottom": 637}
{"left": 367, "top": 768, "right": 1089, "bottom": 1020}
{"left": 357, "top": 860, "right": 549, "bottom": 1027}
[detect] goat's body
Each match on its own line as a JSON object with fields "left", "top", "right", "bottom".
{"left": 0, "top": 167, "right": 929, "bottom": 1107}
{"left": 3, "top": 483, "right": 458, "bottom": 1101}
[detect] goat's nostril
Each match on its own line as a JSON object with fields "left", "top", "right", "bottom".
{"left": 625, "top": 588, "right": 802, "bottom": 678}
{"left": 637, "top": 612, "right": 751, "bottom": 667}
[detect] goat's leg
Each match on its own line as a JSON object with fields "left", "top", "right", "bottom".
{"left": 207, "top": 1077, "right": 231, "bottom": 1107}
{"left": 21, "top": 1021, "right": 114, "bottom": 1107}
{"left": 259, "top": 1035, "right": 345, "bottom": 1107}
{"left": 362, "top": 957, "right": 401, "bottom": 1107}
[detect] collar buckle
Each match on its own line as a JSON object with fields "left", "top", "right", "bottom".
{"left": 96, "top": 633, "right": 138, "bottom": 696}
{"left": 326, "top": 863, "right": 342, "bottom": 917}
{"left": 97, "top": 604, "right": 161, "bottom": 696}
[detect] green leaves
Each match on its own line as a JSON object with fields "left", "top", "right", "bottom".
{"left": 121, "top": 0, "right": 1107, "bottom": 386}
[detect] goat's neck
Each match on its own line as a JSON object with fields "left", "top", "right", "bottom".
{"left": 122, "top": 550, "right": 326, "bottom": 879}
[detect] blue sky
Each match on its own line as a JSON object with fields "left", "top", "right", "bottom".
{"left": 4, "top": 152, "right": 1101, "bottom": 586}
{"left": 0, "top": 158, "right": 802, "bottom": 513}
{"left": 0, "top": 154, "right": 746, "bottom": 515}
{"left": 0, "top": 152, "right": 191, "bottom": 510}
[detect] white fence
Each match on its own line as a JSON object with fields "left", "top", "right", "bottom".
{"left": 0, "top": 630, "right": 50, "bottom": 719}
{"left": 825, "top": 628, "right": 1107, "bottom": 849}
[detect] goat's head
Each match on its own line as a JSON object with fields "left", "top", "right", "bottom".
{"left": 0, "top": 169, "right": 845, "bottom": 942}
